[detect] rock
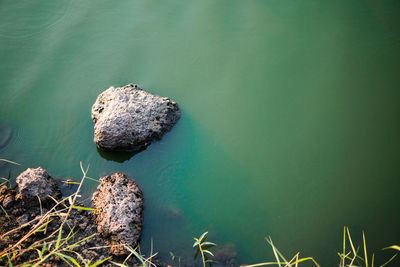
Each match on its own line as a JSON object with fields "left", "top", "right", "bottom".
{"left": 0, "top": 185, "right": 15, "bottom": 208}
{"left": 16, "top": 213, "right": 29, "bottom": 225}
{"left": 91, "top": 83, "right": 181, "bottom": 152}
{"left": 214, "top": 243, "right": 238, "bottom": 267}
{"left": 92, "top": 172, "right": 144, "bottom": 256}
{"left": 162, "top": 204, "right": 183, "bottom": 220}
{"left": 16, "top": 167, "right": 61, "bottom": 207}
{"left": 0, "top": 182, "right": 110, "bottom": 266}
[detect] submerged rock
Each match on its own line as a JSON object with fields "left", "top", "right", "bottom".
{"left": 16, "top": 167, "right": 61, "bottom": 207}
{"left": 91, "top": 83, "right": 181, "bottom": 152}
{"left": 162, "top": 204, "right": 184, "bottom": 220}
{"left": 92, "top": 172, "right": 144, "bottom": 256}
{"left": 214, "top": 243, "right": 238, "bottom": 267}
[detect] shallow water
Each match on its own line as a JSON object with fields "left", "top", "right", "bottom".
{"left": 1, "top": 0, "right": 400, "bottom": 265}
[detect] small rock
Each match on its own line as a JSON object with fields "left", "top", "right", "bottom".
{"left": 214, "top": 243, "right": 238, "bottom": 267}
{"left": 0, "top": 185, "right": 15, "bottom": 208}
{"left": 16, "top": 213, "right": 29, "bottom": 225}
{"left": 92, "top": 172, "right": 144, "bottom": 256}
{"left": 91, "top": 83, "right": 181, "bottom": 152}
{"left": 2, "top": 195, "right": 14, "bottom": 208}
{"left": 162, "top": 205, "right": 183, "bottom": 220}
{"left": 16, "top": 167, "right": 61, "bottom": 207}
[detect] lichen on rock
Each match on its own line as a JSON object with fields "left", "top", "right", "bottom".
{"left": 91, "top": 83, "right": 181, "bottom": 152}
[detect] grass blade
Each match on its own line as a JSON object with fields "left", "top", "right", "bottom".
{"left": 6, "top": 253, "right": 12, "bottom": 267}
{"left": 266, "top": 237, "right": 284, "bottom": 266}
{"left": 383, "top": 245, "right": 400, "bottom": 252}
{"left": 89, "top": 256, "right": 112, "bottom": 267}
{"left": 55, "top": 226, "right": 63, "bottom": 249}
{"left": 0, "top": 159, "right": 20, "bottom": 165}
{"left": 363, "top": 231, "right": 368, "bottom": 267}
{"left": 346, "top": 227, "right": 357, "bottom": 266}
{"left": 0, "top": 205, "right": 10, "bottom": 221}
{"left": 54, "top": 252, "right": 79, "bottom": 267}
{"left": 85, "top": 176, "right": 99, "bottom": 183}
{"left": 198, "top": 232, "right": 208, "bottom": 243}
{"left": 381, "top": 253, "right": 398, "bottom": 267}
{"left": 110, "top": 261, "right": 128, "bottom": 267}
{"left": 33, "top": 219, "right": 54, "bottom": 233}
{"left": 71, "top": 205, "right": 99, "bottom": 211}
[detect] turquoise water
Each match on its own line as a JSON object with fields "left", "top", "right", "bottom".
{"left": 1, "top": 0, "right": 400, "bottom": 265}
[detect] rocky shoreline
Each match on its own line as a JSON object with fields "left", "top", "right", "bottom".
{"left": 0, "top": 84, "right": 237, "bottom": 266}
{"left": 0, "top": 83, "right": 180, "bottom": 266}
{"left": 0, "top": 167, "right": 151, "bottom": 266}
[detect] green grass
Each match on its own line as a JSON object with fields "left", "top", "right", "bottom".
{"left": 337, "top": 227, "right": 398, "bottom": 267}
{"left": 241, "top": 227, "right": 399, "bottom": 267}
{"left": 193, "top": 232, "right": 217, "bottom": 267}
{"left": 241, "top": 236, "right": 319, "bottom": 267}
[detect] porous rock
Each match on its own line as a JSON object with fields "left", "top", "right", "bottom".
{"left": 16, "top": 167, "right": 61, "bottom": 207}
{"left": 91, "top": 83, "right": 181, "bottom": 152}
{"left": 92, "top": 172, "right": 144, "bottom": 256}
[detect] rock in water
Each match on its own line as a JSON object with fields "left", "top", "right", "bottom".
{"left": 16, "top": 167, "right": 61, "bottom": 207}
{"left": 92, "top": 172, "right": 144, "bottom": 256}
{"left": 91, "top": 83, "right": 181, "bottom": 152}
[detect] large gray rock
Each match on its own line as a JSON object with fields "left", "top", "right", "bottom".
{"left": 16, "top": 167, "right": 61, "bottom": 207}
{"left": 92, "top": 172, "right": 144, "bottom": 256}
{"left": 91, "top": 83, "right": 181, "bottom": 152}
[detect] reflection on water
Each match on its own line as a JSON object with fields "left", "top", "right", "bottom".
{"left": 0, "top": 0, "right": 71, "bottom": 39}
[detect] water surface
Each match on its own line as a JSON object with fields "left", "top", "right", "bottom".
{"left": 1, "top": 0, "right": 400, "bottom": 265}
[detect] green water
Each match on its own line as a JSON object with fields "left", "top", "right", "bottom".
{"left": 1, "top": 0, "right": 400, "bottom": 265}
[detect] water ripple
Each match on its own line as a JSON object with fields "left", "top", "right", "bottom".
{"left": 0, "top": 123, "right": 13, "bottom": 150}
{"left": 0, "top": 0, "right": 71, "bottom": 39}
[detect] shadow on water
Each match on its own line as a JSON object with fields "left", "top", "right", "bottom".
{"left": 96, "top": 146, "right": 146, "bottom": 163}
